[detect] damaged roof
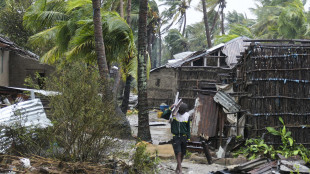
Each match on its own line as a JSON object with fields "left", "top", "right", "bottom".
{"left": 153, "top": 36, "right": 249, "bottom": 70}
{"left": 0, "top": 34, "right": 39, "bottom": 60}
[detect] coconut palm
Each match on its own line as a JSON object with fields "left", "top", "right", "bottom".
{"left": 252, "top": 0, "right": 307, "bottom": 39}
{"left": 92, "top": 0, "right": 110, "bottom": 81}
{"left": 198, "top": 0, "right": 226, "bottom": 47}
{"left": 201, "top": 0, "right": 212, "bottom": 47}
{"left": 24, "top": 0, "right": 135, "bottom": 71}
{"left": 161, "top": 0, "right": 191, "bottom": 36}
{"left": 137, "top": 0, "right": 151, "bottom": 141}
{"left": 165, "top": 29, "right": 189, "bottom": 56}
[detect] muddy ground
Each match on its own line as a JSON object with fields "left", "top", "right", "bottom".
{"left": 127, "top": 111, "right": 227, "bottom": 174}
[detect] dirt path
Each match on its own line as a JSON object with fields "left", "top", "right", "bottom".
{"left": 126, "top": 111, "right": 226, "bottom": 174}
{"left": 158, "top": 160, "right": 225, "bottom": 174}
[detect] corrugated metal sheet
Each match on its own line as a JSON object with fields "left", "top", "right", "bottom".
{"left": 213, "top": 91, "right": 241, "bottom": 113}
{"left": 222, "top": 36, "right": 249, "bottom": 68}
{"left": 173, "top": 51, "right": 194, "bottom": 60}
{"left": 164, "top": 36, "right": 248, "bottom": 68}
{"left": 191, "top": 94, "right": 219, "bottom": 139}
{"left": 167, "top": 50, "right": 207, "bottom": 68}
{"left": 6, "top": 86, "right": 59, "bottom": 96}
{"left": 0, "top": 99, "right": 52, "bottom": 128}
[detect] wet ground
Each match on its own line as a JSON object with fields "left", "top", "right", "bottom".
{"left": 127, "top": 111, "right": 226, "bottom": 174}
{"left": 127, "top": 110, "right": 172, "bottom": 144}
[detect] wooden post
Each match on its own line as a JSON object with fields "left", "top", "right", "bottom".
{"left": 204, "top": 57, "right": 207, "bottom": 67}
{"left": 217, "top": 51, "right": 220, "bottom": 67}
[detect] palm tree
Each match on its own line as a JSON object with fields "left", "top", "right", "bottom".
{"left": 252, "top": 0, "right": 307, "bottom": 39}
{"left": 219, "top": 0, "right": 226, "bottom": 35}
{"left": 198, "top": 0, "right": 226, "bottom": 47}
{"left": 161, "top": 0, "right": 191, "bottom": 36}
{"left": 202, "top": 0, "right": 212, "bottom": 47}
{"left": 185, "top": 22, "right": 208, "bottom": 51}
{"left": 137, "top": 0, "right": 151, "bottom": 141}
{"left": 24, "top": 0, "right": 135, "bottom": 71}
{"left": 25, "top": 0, "right": 134, "bottom": 137}
{"left": 226, "top": 10, "right": 255, "bottom": 28}
{"left": 121, "top": 0, "right": 134, "bottom": 114}
{"left": 92, "top": 0, "right": 110, "bottom": 81}
{"left": 147, "top": 0, "right": 160, "bottom": 69}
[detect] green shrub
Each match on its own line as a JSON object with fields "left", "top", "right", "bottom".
{"left": 3, "top": 62, "right": 124, "bottom": 163}
{"left": 129, "top": 141, "right": 160, "bottom": 174}
{"left": 44, "top": 62, "right": 122, "bottom": 162}
{"left": 234, "top": 117, "right": 310, "bottom": 163}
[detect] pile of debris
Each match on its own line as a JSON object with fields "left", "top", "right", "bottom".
{"left": 0, "top": 155, "right": 126, "bottom": 173}
{"left": 211, "top": 156, "right": 310, "bottom": 174}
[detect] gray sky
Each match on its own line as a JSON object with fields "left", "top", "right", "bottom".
{"left": 159, "top": 0, "right": 310, "bottom": 26}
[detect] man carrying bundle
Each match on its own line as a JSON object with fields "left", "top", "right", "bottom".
{"left": 162, "top": 103, "right": 191, "bottom": 174}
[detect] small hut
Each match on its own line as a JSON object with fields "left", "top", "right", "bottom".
{"left": 148, "top": 36, "right": 249, "bottom": 108}
{"left": 0, "top": 35, "right": 54, "bottom": 88}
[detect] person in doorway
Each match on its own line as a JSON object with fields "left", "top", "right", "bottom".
{"left": 162, "top": 103, "right": 191, "bottom": 174}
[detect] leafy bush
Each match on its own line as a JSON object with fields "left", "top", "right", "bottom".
{"left": 129, "top": 141, "right": 160, "bottom": 174}
{"left": 44, "top": 62, "right": 123, "bottom": 162}
{"left": 3, "top": 62, "right": 125, "bottom": 162}
{"left": 234, "top": 117, "right": 310, "bottom": 163}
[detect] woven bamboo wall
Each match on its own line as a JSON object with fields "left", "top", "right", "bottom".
{"left": 177, "top": 66, "right": 232, "bottom": 108}
{"left": 236, "top": 41, "right": 310, "bottom": 146}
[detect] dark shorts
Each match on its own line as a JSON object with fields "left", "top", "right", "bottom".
{"left": 172, "top": 135, "right": 187, "bottom": 155}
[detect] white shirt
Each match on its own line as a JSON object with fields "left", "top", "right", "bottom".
{"left": 174, "top": 112, "right": 190, "bottom": 122}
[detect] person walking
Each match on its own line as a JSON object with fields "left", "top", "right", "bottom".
{"left": 162, "top": 103, "right": 191, "bottom": 174}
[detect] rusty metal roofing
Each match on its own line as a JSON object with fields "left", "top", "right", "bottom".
{"left": 213, "top": 91, "right": 241, "bottom": 113}
{"left": 0, "top": 99, "right": 52, "bottom": 128}
{"left": 191, "top": 93, "right": 219, "bottom": 139}
{"left": 0, "top": 35, "right": 39, "bottom": 60}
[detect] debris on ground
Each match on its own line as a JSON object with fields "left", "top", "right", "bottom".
{"left": 210, "top": 157, "right": 310, "bottom": 174}
{"left": 0, "top": 155, "right": 127, "bottom": 173}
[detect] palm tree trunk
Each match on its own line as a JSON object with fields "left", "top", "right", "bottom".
{"left": 147, "top": 25, "right": 153, "bottom": 68}
{"left": 182, "top": 12, "right": 186, "bottom": 36}
{"left": 126, "top": 0, "right": 132, "bottom": 25}
{"left": 92, "top": 0, "right": 110, "bottom": 81}
{"left": 121, "top": 75, "right": 132, "bottom": 114}
{"left": 158, "top": 29, "right": 162, "bottom": 66}
{"left": 113, "top": 0, "right": 124, "bottom": 101}
{"left": 221, "top": 7, "right": 224, "bottom": 35}
{"left": 202, "top": 0, "right": 212, "bottom": 48}
{"left": 137, "top": 0, "right": 151, "bottom": 141}
{"left": 120, "top": 0, "right": 124, "bottom": 18}
{"left": 152, "top": 35, "right": 157, "bottom": 68}
{"left": 220, "top": 0, "right": 225, "bottom": 35}
{"left": 112, "top": 67, "right": 122, "bottom": 100}
{"left": 120, "top": 0, "right": 133, "bottom": 115}
{"left": 210, "top": 11, "right": 219, "bottom": 34}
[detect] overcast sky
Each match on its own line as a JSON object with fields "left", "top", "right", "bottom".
{"left": 158, "top": 0, "right": 310, "bottom": 26}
